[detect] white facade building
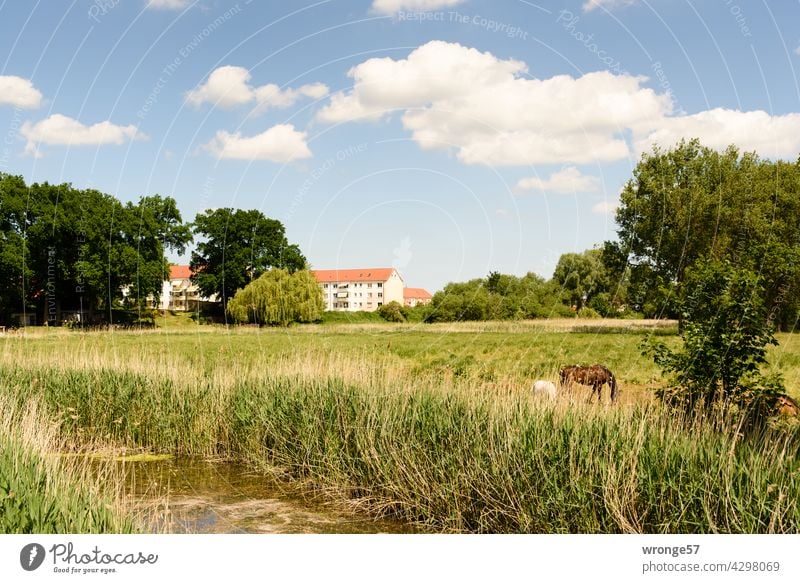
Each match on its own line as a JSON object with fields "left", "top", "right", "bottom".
{"left": 312, "top": 268, "right": 404, "bottom": 312}
{"left": 158, "top": 265, "right": 218, "bottom": 311}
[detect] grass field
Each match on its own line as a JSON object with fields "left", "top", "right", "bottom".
{"left": 1, "top": 319, "right": 799, "bottom": 533}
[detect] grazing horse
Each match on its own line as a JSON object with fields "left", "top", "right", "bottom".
{"left": 532, "top": 380, "right": 557, "bottom": 401}
{"left": 775, "top": 394, "right": 800, "bottom": 417}
{"left": 559, "top": 364, "right": 618, "bottom": 403}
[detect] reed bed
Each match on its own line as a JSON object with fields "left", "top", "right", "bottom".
{"left": 1, "top": 339, "right": 798, "bottom": 533}
{"left": 0, "top": 395, "right": 138, "bottom": 533}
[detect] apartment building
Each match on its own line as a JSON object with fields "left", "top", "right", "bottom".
{"left": 311, "top": 268, "right": 404, "bottom": 312}
{"left": 403, "top": 287, "right": 433, "bottom": 307}
{"left": 158, "top": 265, "right": 218, "bottom": 311}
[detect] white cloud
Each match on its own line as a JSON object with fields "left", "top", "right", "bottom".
{"left": 146, "top": 0, "right": 191, "bottom": 10}
{"left": 635, "top": 108, "right": 800, "bottom": 159}
{"left": 186, "top": 66, "right": 253, "bottom": 109}
{"left": 318, "top": 40, "right": 800, "bottom": 165}
{"left": 371, "top": 0, "right": 465, "bottom": 14}
{"left": 186, "top": 65, "right": 329, "bottom": 110}
{"left": 203, "top": 123, "right": 312, "bottom": 162}
{"left": 20, "top": 114, "right": 144, "bottom": 157}
{"left": 317, "top": 41, "right": 670, "bottom": 165}
{"left": 518, "top": 167, "right": 600, "bottom": 193}
{"left": 0, "top": 75, "right": 44, "bottom": 109}
{"left": 583, "top": 0, "right": 639, "bottom": 12}
{"left": 794, "top": 46, "right": 800, "bottom": 56}
{"left": 592, "top": 200, "right": 619, "bottom": 215}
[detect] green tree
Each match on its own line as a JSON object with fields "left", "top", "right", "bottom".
{"left": 227, "top": 268, "right": 323, "bottom": 326}
{"left": 643, "top": 260, "right": 783, "bottom": 412}
{"left": 425, "top": 272, "right": 563, "bottom": 322}
{"left": 378, "top": 300, "right": 409, "bottom": 322}
{"left": 552, "top": 249, "right": 608, "bottom": 311}
{"left": 190, "top": 208, "right": 307, "bottom": 307}
{"left": 0, "top": 174, "right": 190, "bottom": 323}
{"left": 612, "top": 139, "right": 800, "bottom": 328}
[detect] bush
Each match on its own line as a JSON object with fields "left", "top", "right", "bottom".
{"left": 643, "top": 260, "right": 783, "bottom": 413}
{"left": 577, "top": 307, "right": 601, "bottom": 319}
{"left": 378, "top": 301, "right": 409, "bottom": 322}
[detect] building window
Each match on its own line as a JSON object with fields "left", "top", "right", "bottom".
{"left": 324, "top": 284, "right": 328, "bottom": 288}
{"left": 378, "top": 302, "right": 382, "bottom": 307}
{"left": 368, "top": 283, "right": 373, "bottom": 288}
{"left": 378, "top": 293, "right": 382, "bottom": 298}
{"left": 378, "top": 283, "right": 382, "bottom": 288}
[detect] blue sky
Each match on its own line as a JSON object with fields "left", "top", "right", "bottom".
{"left": 2, "top": 0, "right": 800, "bottom": 293}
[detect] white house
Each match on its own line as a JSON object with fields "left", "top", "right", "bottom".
{"left": 311, "top": 268, "right": 404, "bottom": 312}
{"left": 158, "top": 265, "right": 218, "bottom": 311}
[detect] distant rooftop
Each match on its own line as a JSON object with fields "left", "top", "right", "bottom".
{"left": 403, "top": 287, "right": 432, "bottom": 300}
{"left": 311, "top": 268, "right": 398, "bottom": 283}
{"left": 169, "top": 265, "right": 192, "bottom": 280}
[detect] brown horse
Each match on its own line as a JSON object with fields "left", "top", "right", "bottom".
{"left": 559, "top": 364, "right": 618, "bottom": 403}
{"left": 775, "top": 394, "right": 800, "bottom": 417}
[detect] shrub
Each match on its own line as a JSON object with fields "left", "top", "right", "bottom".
{"left": 577, "top": 307, "right": 601, "bottom": 319}
{"left": 378, "top": 301, "right": 409, "bottom": 322}
{"left": 643, "top": 260, "right": 784, "bottom": 413}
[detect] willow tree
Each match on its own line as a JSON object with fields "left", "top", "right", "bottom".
{"left": 227, "top": 269, "right": 323, "bottom": 326}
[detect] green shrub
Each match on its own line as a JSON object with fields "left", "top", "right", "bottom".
{"left": 378, "top": 301, "right": 409, "bottom": 322}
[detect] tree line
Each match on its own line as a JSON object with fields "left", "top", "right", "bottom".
{"left": 0, "top": 173, "right": 305, "bottom": 325}
{"left": 427, "top": 140, "right": 800, "bottom": 332}
{"left": 4, "top": 138, "right": 800, "bottom": 331}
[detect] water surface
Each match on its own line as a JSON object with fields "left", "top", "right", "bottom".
{"left": 123, "top": 457, "right": 416, "bottom": 534}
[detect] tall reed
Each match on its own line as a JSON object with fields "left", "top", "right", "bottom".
{"left": 0, "top": 395, "right": 138, "bottom": 534}
{"left": 1, "top": 353, "right": 797, "bottom": 533}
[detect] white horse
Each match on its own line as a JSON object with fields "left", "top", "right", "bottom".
{"left": 532, "top": 380, "right": 557, "bottom": 400}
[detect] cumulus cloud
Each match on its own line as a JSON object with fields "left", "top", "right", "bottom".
{"left": 186, "top": 65, "right": 329, "bottom": 110}
{"left": 0, "top": 75, "right": 44, "bottom": 109}
{"left": 583, "top": 0, "right": 639, "bottom": 12}
{"left": 317, "top": 40, "right": 800, "bottom": 165}
{"left": 20, "top": 114, "right": 144, "bottom": 157}
{"left": 634, "top": 108, "right": 800, "bottom": 159}
{"left": 317, "top": 41, "right": 670, "bottom": 165}
{"left": 371, "top": 0, "right": 465, "bottom": 14}
{"left": 146, "top": 0, "right": 191, "bottom": 10}
{"left": 517, "top": 167, "right": 600, "bottom": 193}
{"left": 203, "top": 123, "right": 312, "bottom": 162}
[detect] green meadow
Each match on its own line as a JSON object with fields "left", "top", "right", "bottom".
{"left": 1, "top": 319, "right": 799, "bottom": 533}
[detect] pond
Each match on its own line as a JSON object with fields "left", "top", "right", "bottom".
{"left": 121, "top": 457, "right": 417, "bottom": 534}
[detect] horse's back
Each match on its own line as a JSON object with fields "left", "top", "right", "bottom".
{"left": 533, "top": 380, "right": 557, "bottom": 400}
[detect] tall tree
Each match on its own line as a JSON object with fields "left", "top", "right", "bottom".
{"left": 610, "top": 139, "right": 800, "bottom": 328}
{"left": 552, "top": 249, "right": 609, "bottom": 310}
{"left": 190, "top": 208, "right": 307, "bottom": 307}
{"left": 0, "top": 173, "right": 190, "bottom": 323}
{"left": 227, "top": 268, "right": 323, "bottom": 326}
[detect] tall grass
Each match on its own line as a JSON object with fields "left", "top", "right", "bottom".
{"left": 1, "top": 347, "right": 798, "bottom": 533}
{"left": 0, "top": 396, "right": 138, "bottom": 534}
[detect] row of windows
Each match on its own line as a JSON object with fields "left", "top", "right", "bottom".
{"left": 332, "top": 302, "right": 383, "bottom": 309}
{"left": 322, "top": 282, "right": 383, "bottom": 288}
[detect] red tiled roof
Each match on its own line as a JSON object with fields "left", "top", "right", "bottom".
{"left": 169, "top": 265, "right": 192, "bottom": 280}
{"left": 312, "top": 268, "right": 397, "bottom": 283}
{"left": 404, "top": 287, "right": 432, "bottom": 300}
